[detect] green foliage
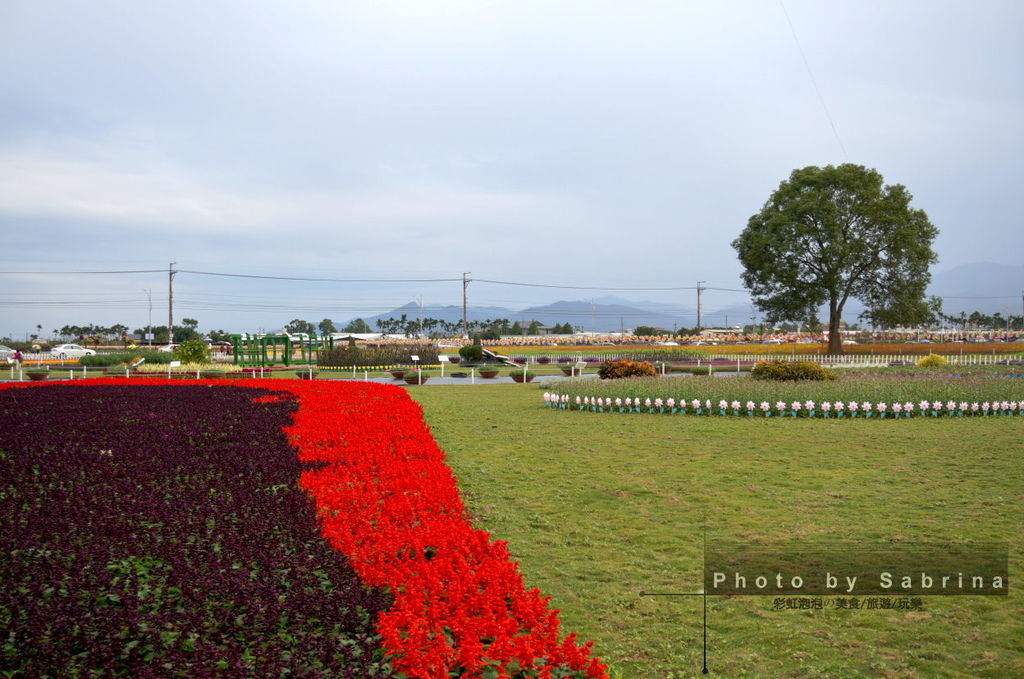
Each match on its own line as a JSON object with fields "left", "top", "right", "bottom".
{"left": 633, "top": 326, "right": 664, "bottom": 336}
{"left": 597, "top": 359, "right": 657, "bottom": 379}
{"left": 318, "top": 318, "right": 337, "bottom": 334}
{"left": 79, "top": 350, "right": 173, "bottom": 367}
{"left": 732, "top": 164, "right": 938, "bottom": 353}
{"left": 318, "top": 344, "right": 438, "bottom": 367}
{"left": 173, "top": 339, "right": 210, "bottom": 364}
{"left": 284, "top": 319, "right": 316, "bottom": 336}
{"left": 751, "top": 360, "right": 837, "bottom": 381}
{"left": 458, "top": 344, "right": 484, "bottom": 362}
{"left": 916, "top": 353, "right": 948, "bottom": 367}
{"left": 342, "top": 318, "right": 372, "bottom": 333}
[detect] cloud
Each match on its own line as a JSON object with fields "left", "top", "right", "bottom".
{"left": 0, "top": 139, "right": 565, "bottom": 239}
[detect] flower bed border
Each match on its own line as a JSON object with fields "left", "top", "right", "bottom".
{"left": 544, "top": 391, "right": 1024, "bottom": 418}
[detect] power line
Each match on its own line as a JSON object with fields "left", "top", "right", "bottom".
{"left": 177, "top": 269, "right": 461, "bottom": 283}
{"left": 0, "top": 269, "right": 166, "bottom": 275}
{"left": 474, "top": 278, "right": 699, "bottom": 291}
{"left": 779, "top": 0, "right": 849, "bottom": 161}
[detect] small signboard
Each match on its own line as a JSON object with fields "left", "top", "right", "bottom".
{"left": 410, "top": 355, "right": 420, "bottom": 362}
{"left": 438, "top": 355, "right": 450, "bottom": 363}
{"left": 169, "top": 360, "right": 181, "bottom": 367}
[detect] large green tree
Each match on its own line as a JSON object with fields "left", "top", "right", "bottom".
{"left": 284, "top": 319, "right": 316, "bottom": 336}
{"left": 343, "top": 318, "right": 372, "bottom": 333}
{"left": 732, "top": 164, "right": 938, "bottom": 354}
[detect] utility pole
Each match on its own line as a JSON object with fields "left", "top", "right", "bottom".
{"left": 168, "top": 262, "right": 176, "bottom": 345}
{"left": 696, "top": 281, "right": 707, "bottom": 333}
{"left": 416, "top": 295, "right": 423, "bottom": 339}
{"left": 145, "top": 289, "right": 153, "bottom": 346}
{"left": 590, "top": 299, "right": 595, "bottom": 333}
{"left": 462, "top": 272, "right": 471, "bottom": 339}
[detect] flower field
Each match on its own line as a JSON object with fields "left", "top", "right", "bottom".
{"left": 0, "top": 379, "right": 605, "bottom": 678}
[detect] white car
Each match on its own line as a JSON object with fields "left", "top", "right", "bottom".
{"left": 51, "top": 344, "right": 97, "bottom": 359}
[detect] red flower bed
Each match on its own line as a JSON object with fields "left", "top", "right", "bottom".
{"left": 287, "top": 380, "right": 607, "bottom": 679}
{"left": 4, "top": 379, "right": 607, "bottom": 679}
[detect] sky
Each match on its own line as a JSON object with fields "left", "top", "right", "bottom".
{"left": 1, "top": 0, "right": 1022, "bottom": 338}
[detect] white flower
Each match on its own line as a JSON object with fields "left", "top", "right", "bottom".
{"left": 775, "top": 401, "right": 786, "bottom": 410}
{"left": 946, "top": 401, "right": 955, "bottom": 411}
{"left": 655, "top": 398, "right": 664, "bottom": 408}
{"left": 719, "top": 400, "right": 728, "bottom": 409}
{"left": 805, "top": 400, "right": 815, "bottom": 410}
{"left": 834, "top": 401, "right": 844, "bottom": 411}
{"left": 862, "top": 402, "right": 871, "bottom": 411}
{"left": 959, "top": 402, "right": 968, "bottom": 411}
{"left": 760, "top": 401, "right": 770, "bottom": 411}
{"left": 667, "top": 398, "right": 676, "bottom": 408}
{"left": 615, "top": 397, "right": 622, "bottom": 406}
{"left": 731, "top": 400, "right": 740, "bottom": 410}
{"left": 893, "top": 403, "right": 902, "bottom": 413}
{"left": 877, "top": 402, "right": 887, "bottom": 412}
{"left": 822, "top": 401, "right": 832, "bottom": 411}
{"left": 792, "top": 401, "right": 802, "bottom": 411}
{"left": 692, "top": 399, "right": 701, "bottom": 409}
{"left": 848, "top": 401, "right": 858, "bottom": 411}
{"left": 645, "top": 398, "right": 652, "bottom": 408}
{"left": 746, "top": 401, "right": 755, "bottom": 411}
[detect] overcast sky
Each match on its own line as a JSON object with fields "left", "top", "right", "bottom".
{"left": 1, "top": 0, "right": 1022, "bottom": 337}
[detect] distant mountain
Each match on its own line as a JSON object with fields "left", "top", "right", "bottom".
{"left": 358, "top": 303, "right": 514, "bottom": 330}
{"left": 341, "top": 262, "right": 1023, "bottom": 334}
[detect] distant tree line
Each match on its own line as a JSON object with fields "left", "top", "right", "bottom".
{"left": 41, "top": 319, "right": 231, "bottom": 344}
{"left": 282, "top": 317, "right": 580, "bottom": 339}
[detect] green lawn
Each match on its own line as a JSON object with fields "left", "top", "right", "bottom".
{"left": 410, "top": 384, "right": 1024, "bottom": 678}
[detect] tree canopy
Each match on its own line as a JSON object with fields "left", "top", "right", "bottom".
{"left": 342, "top": 318, "right": 372, "bottom": 334}
{"left": 732, "top": 164, "right": 938, "bottom": 354}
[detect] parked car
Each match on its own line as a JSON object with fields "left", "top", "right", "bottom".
{"left": 51, "top": 344, "right": 97, "bottom": 359}
{"left": 157, "top": 344, "right": 180, "bottom": 353}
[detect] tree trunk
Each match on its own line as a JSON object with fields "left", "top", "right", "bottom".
{"left": 828, "top": 300, "right": 843, "bottom": 355}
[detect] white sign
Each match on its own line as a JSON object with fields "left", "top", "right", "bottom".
{"left": 144, "top": 332, "right": 155, "bottom": 340}
{"left": 438, "top": 355, "right": 450, "bottom": 363}
{"left": 410, "top": 355, "right": 420, "bottom": 362}
{"left": 169, "top": 360, "right": 182, "bottom": 367}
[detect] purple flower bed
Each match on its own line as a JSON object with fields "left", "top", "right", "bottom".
{"left": 0, "top": 384, "right": 396, "bottom": 678}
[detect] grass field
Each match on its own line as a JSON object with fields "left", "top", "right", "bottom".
{"left": 410, "top": 385, "right": 1023, "bottom": 678}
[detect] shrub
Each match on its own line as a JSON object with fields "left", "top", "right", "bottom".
{"left": 917, "top": 353, "right": 948, "bottom": 367}
{"left": 750, "top": 360, "right": 837, "bottom": 381}
{"left": 598, "top": 359, "right": 657, "bottom": 379}
{"left": 458, "top": 344, "right": 484, "bottom": 362}
{"left": 319, "top": 344, "right": 439, "bottom": 367}
{"left": 174, "top": 339, "right": 210, "bottom": 364}
{"left": 80, "top": 350, "right": 173, "bottom": 367}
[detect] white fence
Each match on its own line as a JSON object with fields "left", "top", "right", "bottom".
{"left": 702, "top": 353, "right": 1020, "bottom": 367}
